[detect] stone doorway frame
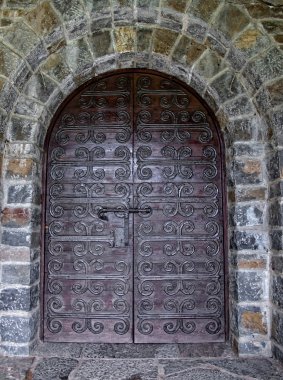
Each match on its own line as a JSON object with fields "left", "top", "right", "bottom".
{"left": 0, "top": 50, "right": 271, "bottom": 357}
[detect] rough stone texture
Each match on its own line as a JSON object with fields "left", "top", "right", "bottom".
{"left": 173, "top": 36, "right": 206, "bottom": 66}
{"left": 0, "top": 285, "right": 39, "bottom": 311}
{"left": 0, "top": 312, "right": 38, "bottom": 343}
{"left": 31, "top": 357, "right": 78, "bottom": 380}
{"left": 72, "top": 359, "right": 158, "bottom": 380}
{"left": 0, "top": 0, "right": 281, "bottom": 362}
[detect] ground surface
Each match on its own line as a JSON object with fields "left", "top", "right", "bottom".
{"left": 0, "top": 343, "right": 282, "bottom": 379}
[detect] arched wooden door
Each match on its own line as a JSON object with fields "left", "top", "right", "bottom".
{"left": 43, "top": 70, "right": 227, "bottom": 343}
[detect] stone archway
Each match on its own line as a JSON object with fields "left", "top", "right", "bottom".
{"left": 0, "top": 1, "right": 282, "bottom": 358}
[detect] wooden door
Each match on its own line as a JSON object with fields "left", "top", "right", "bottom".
{"left": 43, "top": 70, "right": 226, "bottom": 343}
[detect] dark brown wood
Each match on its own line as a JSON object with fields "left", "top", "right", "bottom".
{"left": 43, "top": 70, "right": 227, "bottom": 343}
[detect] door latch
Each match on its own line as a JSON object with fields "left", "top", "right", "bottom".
{"left": 97, "top": 207, "right": 151, "bottom": 221}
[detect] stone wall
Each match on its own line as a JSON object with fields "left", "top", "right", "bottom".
{"left": 0, "top": 0, "right": 282, "bottom": 359}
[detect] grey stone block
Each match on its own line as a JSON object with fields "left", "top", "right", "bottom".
{"left": 224, "top": 95, "right": 254, "bottom": 118}
{"left": 26, "top": 42, "right": 48, "bottom": 71}
{"left": 234, "top": 271, "right": 267, "bottom": 302}
{"left": 0, "top": 312, "right": 38, "bottom": 343}
{"left": 32, "top": 357, "right": 78, "bottom": 380}
{"left": 7, "top": 183, "right": 40, "bottom": 204}
{"left": 272, "top": 274, "right": 283, "bottom": 308}
{"left": 230, "top": 204, "right": 264, "bottom": 227}
{"left": 272, "top": 310, "right": 283, "bottom": 346}
{"left": 2, "top": 262, "right": 39, "bottom": 285}
{"left": 230, "top": 231, "right": 268, "bottom": 251}
{"left": 270, "top": 230, "right": 283, "bottom": 251}
{"left": 269, "top": 201, "right": 283, "bottom": 226}
{"left": 71, "top": 359, "right": 157, "bottom": 380}
{"left": 0, "top": 285, "right": 39, "bottom": 311}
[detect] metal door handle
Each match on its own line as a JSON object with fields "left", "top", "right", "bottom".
{"left": 98, "top": 207, "right": 151, "bottom": 220}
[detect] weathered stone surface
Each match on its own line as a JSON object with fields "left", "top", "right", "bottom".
{"left": 66, "top": 17, "right": 89, "bottom": 40}
{"left": 224, "top": 95, "right": 254, "bottom": 118}
{"left": 232, "top": 187, "right": 266, "bottom": 202}
{"left": 230, "top": 231, "right": 268, "bottom": 251}
{"left": 25, "top": 72, "right": 57, "bottom": 103}
{"left": 0, "top": 244, "right": 30, "bottom": 262}
{"left": 173, "top": 36, "right": 206, "bottom": 66}
{"left": 15, "top": 95, "right": 45, "bottom": 118}
{"left": 137, "top": 0, "right": 159, "bottom": 8}
{"left": 186, "top": 18, "right": 208, "bottom": 43}
{"left": 90, "top": 30, "right": 114, "bottom": 57}
{"left": 230, "top": 204, "right": 264, "bottom": 227}
{"left": 7, "top": 183, "right": 40, "bottom": 204}
{"left": 210, "top": 70, "right": 244, "bottom": 103}
{"left": 272, "top": 344, "right": 283, "bottom": 363}
{"left": 90, "top": 16, "right": 112, "bottom": 32}
{"left": 272, "top": 255, "right": 283, "bottom": 273}
{"left": 153, "top": 28, "right": 178, "bottom": 55}
{"left": 26, "top": 1, "right": 61, "bottom": 35}
{"left": 72, "top": 359, "right": 158, "bottom": 380}
{"left": 163, "top": 0, "right": 187, "bottom": 12}
{"left": 188, "top": 0, "right": 222, "bottom": 23}
{"left": 267, "top": 150, "right": 280, "bottom": 181}
{"left": 2, "top": 230, "right": 31, "bottom": 247}
{"left": 212, "top": 4, "right": 250, "bottom": 40}
{"left": 52, "top": 0, "right": 84, "bottom": 21}
{"left": 231, "top": 253, "right": 267, "bottom": 270}
{"left": 41, "top": 52, "right": 70, "bottom": 83}
{"left": 233, "top": 142, "right": 264, "bottom": 157}
{"left": 160, "top": 9, "right": 183, "bottom": 32}
{"left": 233, "top": 158, "right": 262, "bottom": 185}
{"left": 1, "top": 207, "right": 32, "bottom": 228}
{"left": 235, "top": 26, "right": 271, "bottom": 59}
{"left": 6, "top": 158, "right": 38, "bottom": 180}
{"left": 7, "top": 117, "right": 39, "bottom": 143}
{"left": 10, "top": 62, "right": 32, "bottom": 91}
{"left": 0, "top": 285, "right": 38, "bottom": 311}
{"left": 4, "top": 20, "right": 39, "bottom": 57}
{"left": 266, "top": 78, "right": 283, "bottom": 108}
{"left": 272, "top": 275, "right": 283, "bottom": 308}
{"left": 272, "top": 310, "right": 283, "bottom": 346}
{"left": 195, "top": 49, "right": 226, "bottom": 79}
{"left": 246, "top": 3, "right": 283, "bottom": 19}
{"left": 31, "top": 357, "right": 78, "bottom": 380}
{"left": 205, "top": 30, "right": 229, "bottom": 57}
{"left": 240, "top": 307, "right": 268, "bottom": 335}
{"left": 113, "top": 3, "right": 134, "bottom": 25}
{"left": 244, "top": 47, "right": 283, "bottom": 91}
{"left": 269, "top": 110, "right": 283, "bottom": 146}
{"left": 232, "top": 271, "right": 267, "bottom": 302}
{"left": 2, "top": 262, "right": 39, "bottom": 285}
{"left": 269, "top": 201, "right": 283, "bottom": 226}
{"left": 227, "top": 117, "right": 258, "bottom": 141}
{"left": 137, "top": 28, "right": 153, "bottom": 52}
{"left": 0, "top": 83, "right": 18, "bottom": 113}
{"left": 84, "top": 0, "right": 112, "bottom": 14}
{"left": 0, "top": 42, "right": 21, "bottom": 78}
{"left": 0, "top": 312, "right": 38, "bottom": 343}
{"left": 5, "top": 0, "right": 37, "bottom": 8}
{"left": 64, "top": 38, "right": 94, "bottom": 74}
{"left": 114, "top": 27, "right": 135, "bottom": 53}
{"left": 33, "top": 342, "right": 83, "bottom": 358}
{"left": 270, "top": 230, "right": 283, "bottom": 251}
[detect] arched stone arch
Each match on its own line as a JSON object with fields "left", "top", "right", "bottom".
{"left": 0, "top": 1, "right": 282, "bottom": 358}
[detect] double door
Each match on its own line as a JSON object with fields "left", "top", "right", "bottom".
{"left": 43, "top": 71, "right": 226, "bottom": 343}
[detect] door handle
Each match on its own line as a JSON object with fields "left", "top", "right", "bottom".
{"left": 97, "top": 207, "right": 151, "bottom": 221}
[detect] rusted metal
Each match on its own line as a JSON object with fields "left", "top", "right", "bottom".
{"left": 43, "top": 70, "right": 227, "bottom": 343}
